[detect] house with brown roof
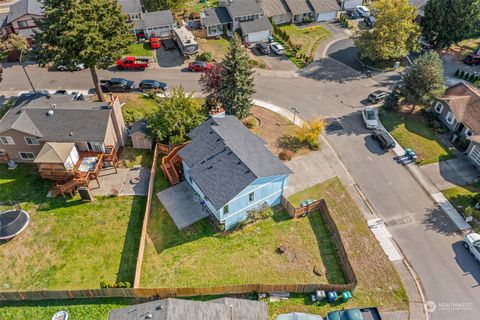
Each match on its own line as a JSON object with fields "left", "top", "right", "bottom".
{"left": 433, "top": 82, "right": 480, "bottom": 167}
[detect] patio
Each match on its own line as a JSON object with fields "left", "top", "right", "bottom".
{"left": 156, "top": 181, "right": 209, "bottom": 229}
{"left": 90, "top": 166, "right": 150, "bottom": 196}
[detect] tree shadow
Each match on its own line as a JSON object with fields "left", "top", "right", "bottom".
{"left": 421, "top": 204, "right": 464, "bottom": 236}
{"left": 277, "top": 134, "right": 305, "bottom": 152}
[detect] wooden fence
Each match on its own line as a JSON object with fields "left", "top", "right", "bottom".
{"left": 133, "top": 143, "right": 160, "bottom": 288}
{"left": 281, "top": 196, "right": 323, "bottom": 218}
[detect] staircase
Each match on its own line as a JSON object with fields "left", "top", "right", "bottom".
{"left": 49, "top": 178, "right": 85, "bottom": 197}
{"left": 161, "top": 145, "right": 185, "bottom": 186}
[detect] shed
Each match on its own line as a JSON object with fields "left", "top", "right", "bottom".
{"left": 34, "top": 142, "right": 80, "bottom": 176}
{"left": 129, "top": 119, "right": 152, "bottom": 150}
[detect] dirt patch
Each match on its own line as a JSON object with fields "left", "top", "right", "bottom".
{"left": 441, "top": 39, "right": 480, "bottom": 60}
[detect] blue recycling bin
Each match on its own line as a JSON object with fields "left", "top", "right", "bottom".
{"left": 327, "top": 291, "right": 338, "bottom": 303}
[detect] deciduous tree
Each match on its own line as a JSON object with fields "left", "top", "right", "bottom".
{"left": 0, "top": 34, "right": 28, "bottom": 62}
{"left": 219, "top": 34, "right": 255, "bottom": 119}
{"left": 353, "top": 0, "right": 420, "bottom": 62}
{"left": 34, "top": 0, "right": 132, "bottom": 101}
{"left": 199, "top": 63, "right": 224, "bottom": 114}
{"left": 147, "top": 86, "right": 205, "bottom": 144}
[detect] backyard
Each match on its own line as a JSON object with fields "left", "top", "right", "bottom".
{"left": 380, "top": 108, "right": 454, "bottom": 165}
{"left": 0, "top": 164, "right": 145, "bottom": 290}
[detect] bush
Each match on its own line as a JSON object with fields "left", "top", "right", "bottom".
{"left": 0, "top": 34, "right": 29, "bottom": 62}
{"left": 463, "top": 72, "right": 470, "bottom": 80}
{"left": 196, "top": 51, "right": 213, "bottom": 62}
{"left": 243, "top": 116, "right": 257, "bottom": 129}
{"left": 384, "top": 91, "right": 400, "bottom": 110}
{"left": 454, "top": 69, "right": 460, "bottom": 77}
{"left": 279, "top": 150, "right": 294, "bottom": 161}
{"left": 469, "top": 73, "right": 477, "bottom": 82}
{"left": 100, "top": 281, "right": 131, "bottom": 288}
{"left": 459, "top": 70, "right": 465, "bottom": 79}
{"left": 123, "top": 108, "right": 143, "bottom": 125}
{"left": 307, "top": 140, "right": 320, "bottom": 150}
{"left": 295, "top": 117, "right": 326, "bottom": 147}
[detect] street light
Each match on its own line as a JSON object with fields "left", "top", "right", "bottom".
{"left": 290, "top": 107, "right": 300, "bottom": 125}
{"left": 19, "top": 49, "right": 36, "bottom": 93}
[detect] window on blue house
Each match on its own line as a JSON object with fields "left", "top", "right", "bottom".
{"left": 224, "top": 205, "right": 229, "bottom": 214}
{"left": 249, "top": 192, "right": 254, "bottom": 202}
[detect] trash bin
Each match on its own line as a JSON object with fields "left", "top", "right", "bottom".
{"left": 316, "top": 290, "right": 326, "bottom": 301}
{"left": 327, "top": 291, "right": 338, "bottom": 303}
{"left": 341, "top": 291, "right": 352, "bottom": 302}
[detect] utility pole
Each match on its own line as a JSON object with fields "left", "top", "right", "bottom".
{"left": 19, "top": 49, "right": 36, "bottom": 93}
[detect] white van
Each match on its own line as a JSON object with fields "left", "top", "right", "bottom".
{"left": 356, "top": 5, "right": 371, "bottom": 17}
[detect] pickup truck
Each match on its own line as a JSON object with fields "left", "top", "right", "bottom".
{"left": 116, "top": 56, "right": 150, "bottom": 71}
{"left": 326, "top": 307, "right": 382, "bottom": 320}
{"left": 100, "top": 78, "right": 135, "bottom": 92}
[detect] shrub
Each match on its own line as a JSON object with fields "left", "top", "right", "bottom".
{"left": 279, "top": 150, "right": 294, "bottom": 161}
{"left": 196, "top": 51, "right": 213, "bottom": 62}
{"left": 469, "top": 73, "right": 477, "bottom": 82}
{"left": 463, "top": 72, "right": 470, "bottom": 80}
{"left": 307, "top": 140, "right": 320, "bottom": 150}
{"left": 99, "top": 281, "right": 108, "bottom": 288}
{"left": 243, "top": 116, "right": 257, "bottom": 129}
{"left": 459, "top": 70, "right": 465, "bottom": 79}
{"left": 384, "top": 91, "right": 400, "bottom": 110}
{"left": 123, "top": 108, "right": 143, "bottom": 125}
{"left": 295, "top": 117, "right": 326, "bottom": 147}
{"left": 454, "top": 69, "right": 460, "bottom": 77}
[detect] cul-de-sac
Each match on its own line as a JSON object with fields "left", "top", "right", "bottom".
{"left": 0, "top": 0, "right": 480, "bottom": 319}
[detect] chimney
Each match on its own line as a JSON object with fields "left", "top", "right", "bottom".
{"left": 209, "top": 107, "right": 225, "bottom": 118}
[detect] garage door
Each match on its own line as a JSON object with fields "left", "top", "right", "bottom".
{"left": 246, "top": 31, "right": 270, "bottom": 43}
{"left": 316, "top": 11, "right": 337, "bottom": 22}
{"left": 469, "top": 145, "right": 480, "bottom": 167}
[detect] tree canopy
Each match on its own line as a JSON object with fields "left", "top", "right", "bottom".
{"left": 400, "top": 51, "right": 445, "bottom": 109}
{"left": 143, "top": 0, "right": 188, "bottom": 12}
{"left": 34, "top": 0, "right": 132, "bottom": 101}
{"left": 353, "top": 0, "right": 420, "bottom": 61}
{"left": 218, "top": 34, "right": 256, "bottom": 119}
{"left": 0, "top": 34, "right": 28, "bottom": 62}
{"left": 199, "top": 63, "right": 224, "bottom": 114}
{"left": 421, "top": 0, "right": 480, "bottom": 48}
{"left": 147, "top": 87, "right": 206, "bottom": 144}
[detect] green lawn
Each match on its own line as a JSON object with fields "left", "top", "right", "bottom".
{"left": 197, "top": 37, "right": 229, "bottom": 62}
{"left": 380, "top": 109, "right": 454, "bottom": 165}
{"left": 184, "top": 0, "right": 219, "bottom": 14}
{"left": 140, "top": 167, "right": 346, "bottom": 287}
{"left": 276, "top": 178, "right": 408, "bottom": 318}
{"left": 125, "top": 43, "right": 154, "bottom": 57}
{"left": 120, "top": 93, "right": 159, "bottom": 124}
{"left": 442, "top": 184, "right": 480, "bottom": 232}
{"left": 279, "top": 25, "right": 331, "bottom": 57}
{"left": 0, "top": 164, "right": 145, "bottom": 290}
{"left": 119, "top": 144, "right": 154, "bottom": 168}
{"left": 0, "top": 298, "right": 133, "bottom": 320}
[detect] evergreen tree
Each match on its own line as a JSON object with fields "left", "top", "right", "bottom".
{"left": 218, "top": 34, "right": 255, "bottom": 119}
{"left": 422, "top": 0, "right": 480, "bottom": 48}
{"left": 400, "top": 51, "right": 445, "bottom": 111}
{"left": 353, "top": 0, "right": 420, "bottom": 61}
{"left": 34, "top": 0, "right": 132, "bottom": 101}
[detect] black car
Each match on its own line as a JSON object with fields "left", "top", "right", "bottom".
{"left": 139, "top": 80, "right": 168, "bottom": 92}
{"left": 161, "top": 38, "right": 176, "bottom": 51}
{"left": 371, "top": 129, "right": 396, "bottom": 150}
{"left": 100, "top": 78, "right": 135, "bottom": 92}
{"left": 346, "top": 9, "right": 360, "bottom": 19}
{"left": 254, "top": 42, "right": 270, "bottom": 55}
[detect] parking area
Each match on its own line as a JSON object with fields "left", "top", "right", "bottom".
{"left": 155, "top": 46, "right": 185, "bottom": 68}
{"left": 327, "top": 38, "right": 373, "bottom": 75}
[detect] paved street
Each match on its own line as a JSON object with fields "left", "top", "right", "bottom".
{"left": 1, "top": 36, "right": 480, "bottom": 319}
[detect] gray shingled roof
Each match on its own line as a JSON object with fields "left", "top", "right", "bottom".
{"left": 108, "top": 298, "right": 267, "bottom": 320}
{"left": 258, "top": 0, "right": 290, "bottom": 17}
{"left": 129, "top": 119, "right": 148, "bottom": 136}
{"left": 0, "top": 93, "right": 112, "bottom": 143}
{"left": 226, "top": 0, "right": 263, "bottom": 18}
{"left": 308, "top": 0, "right": 339, "bottom": 13}
{"left": 283, "top": 0, "right": 313, "bottom": 16}
{"left": 6, "top": 0, "right": 43, "bottom": 23}
{"left": 179, "top": 116, "right": 292, "bottom": 210}
{"left": 118, "top": 0, "right": 143, "bottom": 14}
{"left": 240, "top": 16, "right": 272, "bottom": 34}
{"left": 202, "top": 6, "right": 232, "bottom": 27}
{"left": 142, "top": 9, "right": 175, "bottom": 28}
{"left": 0, "top": 12, "right": 9, "bottom": 28}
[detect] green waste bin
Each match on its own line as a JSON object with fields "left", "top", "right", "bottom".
{"left": 341, "top": 291, "right": 352, "bottom": 302}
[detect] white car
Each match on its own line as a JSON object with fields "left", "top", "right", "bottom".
{"left": 356, "top": 5, "right": 371, "bottom": 17}
{"left": 56, "top": 63, "right": 85, "bottom": 71}
{"left": 463, "top": 232, "right": 480, "bottom": 262}
{"left": 270, "top": 42, "right": 285, "bottom": 55}
{"left": 361, "top": 107, "right": 379, "bottom": 129}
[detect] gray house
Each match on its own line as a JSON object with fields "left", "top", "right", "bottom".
{"left": 283, "top": 0, "right": 314, "bottom": 23}
{"left": 257, "top": 0, "right": 291, "bottom": 25}
{"left": 433, "top": 82, "right": 480, "bottom": 167}
{"left": 308, "top": 0, "right": 340, "bottom": 21}
{"left": 108, "top": 298, "right": 268, "bottom": 320}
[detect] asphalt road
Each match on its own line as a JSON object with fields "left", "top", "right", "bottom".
{"left": 1, "top": 44, "right": 480, "bottom": 319}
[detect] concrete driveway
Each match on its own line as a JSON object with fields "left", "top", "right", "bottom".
{"left": 250, "top": 48, "right": 297, "bottom": 71}
{"left": 155, "top": 47, "right": 185, "bottom": 68}
{"left": 326, "top": 38, "right": 374, "bottom": 75}
{"left": 420, "top": 158, "right": 480, "bottom": 190}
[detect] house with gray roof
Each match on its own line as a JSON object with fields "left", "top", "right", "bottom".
{"left": 108, "top": 297, "right": 268, "bottom": 320}
{"left": 0, "top": 92, "right": 126, "bottom": 165}
{"left": 308, "top": 0, "right": 339, "bottom": 22}
{"left": 283, "top": 0, "right": 314, "bottom": 23}
{"left": 0, "top": 0, "right": 43, "bottom": 44}
{"left": 177, "top": 112, "right": 292, "bottom": 230}
{"left": 257, "top": 0, "right": 291, "bottom": 25}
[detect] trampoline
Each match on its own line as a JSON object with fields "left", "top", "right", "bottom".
{"left": 0, "top": 202, "right": 30, "bottom": 240}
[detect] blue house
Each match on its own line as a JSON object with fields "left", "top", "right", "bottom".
{"left": 178, "top": 113, "right": 292, "bottom": 230}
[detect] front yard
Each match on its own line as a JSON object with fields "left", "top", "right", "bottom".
{"left": 0, "top": 165, "right": 145, "bottom": 290}
{"left": 443, "top": 184, "right": 480, "bottom": 232}
{"left": 279, "top": 25, "right": 331, "bottom": 58}
{"left": 380, "top": 108, "right": 454, "bottom": 165}
{"left": 197, "top": 37, "right": 230, "bottom": 62}
{"left": 125, "top": 43, "right": 155, "bottom": 57}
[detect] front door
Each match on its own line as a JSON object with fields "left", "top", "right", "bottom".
{"left": 87, "top": 142, "right": 105, "bottom": 153}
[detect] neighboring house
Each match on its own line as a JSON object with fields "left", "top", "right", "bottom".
{"left": 0, "top": 92, "right": 126, "bottom": 165}
{"left": 308, "top": 0, "right": 339, "bottom": 22}
{"left": 224, "top": 0, "right": 264, "bottom": 31}
{"left": 0, "top": 9, "right": 13, "bottom": 37}
{"left": 140, "top": 10, "right": 175, "bottom": 38}
{"left": 108, "top": 298, "right": 268, "bottom": 320}
{"left": 129, "top": 119, "right": 152, "bottom": 150}
{"left": 339, "top": 0, "right": 363, "bottom": 10}
{"left": 118, "top": 0, "right": 145, "bottom": 36}
{"left": 201, "top": 6, "right": 232, "bottom": 37}
{"left": 258, "top": 0, "right": 291, "bottom": 25}
{"left": 178, "top": 113, "right": 292, "bottom": 230}
{"left": 0, "top": 0, "right": 43, "bottom": 45}
{"left": 433, "top": 82, "right": 480, "bottom": 167}
{"left": 283, "top": 0, "right": 314, "bottom": 23}
{"left": 240, "top": 16, "right": 272, "bottom": 43}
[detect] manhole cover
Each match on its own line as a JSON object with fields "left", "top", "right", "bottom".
{"left": 325, "top": 120, "right": 343, "bottom": 133}
{"left": 385, "top": 216, "right": 413, "bottom": 226}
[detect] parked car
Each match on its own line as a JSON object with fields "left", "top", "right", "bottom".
{"left": 362, "top": 107, "right": 379, "bottom": 129}
{"left": 326, "top": 307, "right": 382, "bottom": 320}
{"left": 188, "top": 61, "right": 213, "bottom": 72}
{"left": 463, "top": 232, "right": 480, "bottom": 262}
{"left": 346, "top": 9, "right": 360, "bottom": 19}
{"left": 371, "top": 129, "right": 396, "bottom": 150}
{"left": 139, "top": 79, "right": 168, "bottom": 92}
{"left": 356, "top": 5, "right": 371, "bottom": 17}
{"left": 254, "top": 42, "right": 270, "bottom": 55}
{"left": 161, "top": 38, "right": 176, "bottom": 50}
{"left": 116, "top": 56, "right": 150, "bottom": 71}
{"left": 149, "top": 37, "right": 161, "bottom": 49}
{"left": 364, "top": 15, "right": 375, "bottom": 28}
{"left": 56, "top": 62, "right": 85, "bottom": 71}
{"left": 100, "top": 78, "right": 135, "bottom": 92}
{"left": 464, "top": 54, "right": 480, "bottom": 66}
{"left": 270, "top": 42, "right": 285, "bottom": 55}
{"left": 368, "top": 90, "right": 388, "bottom": 103}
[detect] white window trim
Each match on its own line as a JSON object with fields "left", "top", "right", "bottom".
{"left": 465, "top": 128, "right": 474, "bottom": 137}
{"left": 0, "top": 136, "right": 15, "bottom": 145}
{"left": 24, "top": 136, "right": 39, "bottom": 145}
{"left": 446, "top": 111, "right": 455, "bottom": 125}
{"left": 434, "top": 101, "right": 444, "bottom": 113}
{"left": 18, "top": 151, "right": 35, "bottom": 160}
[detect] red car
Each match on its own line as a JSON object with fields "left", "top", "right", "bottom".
{"left": 149, "top": 37, "right": 160, "bottom": 49}
{"left": 464, "top": 54, "right": 480, "bottom": 66}
{"left": 188, "top": 61, "right": 213, "bottom": 72}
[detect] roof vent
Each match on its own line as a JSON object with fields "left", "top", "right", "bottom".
{"left": 145, "top": 313, "right": 153, "bottom": 319}
{"left": 156, "top": 305, "right": 164, "bottom": 310}
{"left": 46, "top": 109, "right": 54, "bottom": 116}
{"left": 236, "top": 161, "right": 241, "bottom": 165}
{"left": 208, "top": 165, "right": 213, "bottom": 169}
{"left": 69, "top": 132, "right": 73, "bottom": 136}
{"left": 245, "top": 170, "right": 250, "bottom": 174}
